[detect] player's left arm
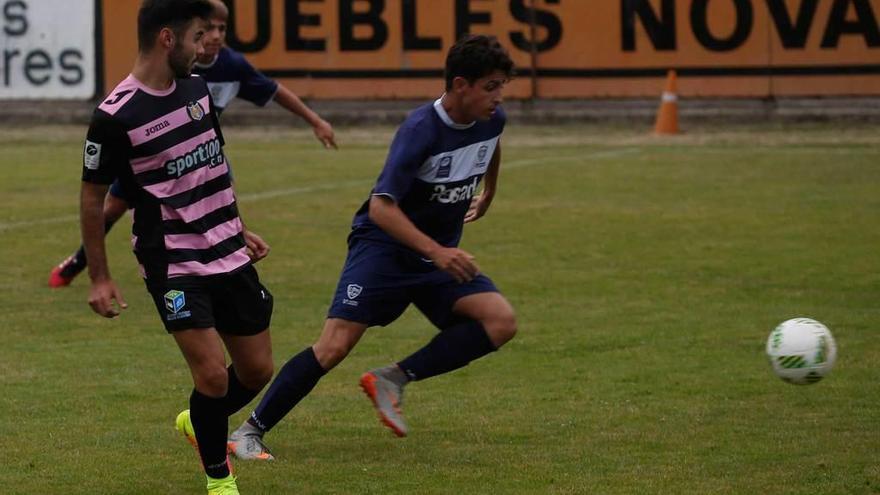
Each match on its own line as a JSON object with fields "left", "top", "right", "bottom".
{"left": 205, "top": 80, "right": 271, "bottom": 263}
{"left": 273, "top": 85, "right": 337, "bottom": 149}
{"left": 242, "top": 227, "right": 270, "bottom": 263}
{"left": 464, "top": 142, "right": 501, "bottom": 223}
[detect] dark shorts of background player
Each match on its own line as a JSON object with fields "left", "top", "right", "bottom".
{"left": 327, "top": 239, "right": 500, "bottom": 329}
{"left": 108, "top": 180, "right": 134, "bottom": 206}
{"left": 146, "top": 264, "right": 273, "bottom": 335}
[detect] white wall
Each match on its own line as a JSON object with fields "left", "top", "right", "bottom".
{"left": 0, "top": 0, "right": 95, "bottom": 99}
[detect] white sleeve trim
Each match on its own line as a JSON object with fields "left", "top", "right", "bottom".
{"left": 371, "top": 192, "right": 398, "bottom": 203}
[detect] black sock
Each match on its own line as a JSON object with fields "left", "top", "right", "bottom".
{"left": 61, "top": 246, "right": 88, "bottom": 277}
{"left": 223, "top": 365, "right": 261, "bottom": 416}
{"left": 397, "top": 320, "right": 497, "bottom": 381}
{"left": 103, "top": 217, "right": 116, "bottom": 234}
{"left": 250, "top": 347, "right": 326, "bottom": 432}
{"left": 189, "top": 389, "right": 230, "bottom": 480}
{"left": 62, "top": 219, "right": 117, "bottom": 277}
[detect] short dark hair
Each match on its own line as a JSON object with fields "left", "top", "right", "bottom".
{"left": 137, "top": 0, "right": 214, "bottom": 52}
{"left": 445, "top": 35, "right": 514, "bottom": 90}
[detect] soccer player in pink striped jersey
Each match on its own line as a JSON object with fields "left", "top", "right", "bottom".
{"left": 49, "top": 0, "right": 336, "bottom": 289}
{"left": 80, "top": 1, "right": 272, "bottom": 494}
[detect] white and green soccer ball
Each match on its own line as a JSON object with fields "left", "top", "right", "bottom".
{"left": 766, "top": 318, "right": 837, "bottom": 385}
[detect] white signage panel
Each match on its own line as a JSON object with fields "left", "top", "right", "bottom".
{"left": 1, "top": 0, "right": 95, "bottom": 99}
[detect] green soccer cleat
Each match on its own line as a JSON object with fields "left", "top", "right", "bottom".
{"left": 175, "top": 409, "right": 199, "bottom": 450}
{"left": 206, "top": 474, "right": 240, "bottom": 495}
{"left": 175, "top": 409, "right": 235, "bottom": 474}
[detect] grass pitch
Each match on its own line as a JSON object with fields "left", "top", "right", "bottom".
{"left": 0, "top": 123, "right": 878, "bottom": 494}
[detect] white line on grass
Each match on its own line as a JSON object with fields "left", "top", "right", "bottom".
{"left": 0, "top": 214, "right": 79, "bottom": 232}
{"left": 503, "top": 148, "right": 639, "bottom": 169}
{"left": 238, "top": 179, "right": 372, "bottom": 202}
{"left": 0, "top": 148, "right": 639, "bottom": 233}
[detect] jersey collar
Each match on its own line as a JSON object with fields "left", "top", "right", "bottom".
{"left": 194, "top": 53, "right": 220, "bottom": 70}
{"left": 126, "top": 74, "right": 176, "bottom": 97}
{"left": 433, "top": 95, "right": 475, "bottom": 130}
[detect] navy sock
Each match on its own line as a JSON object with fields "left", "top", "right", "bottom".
{"left": 223, "top": 365, "right": 261, "bottom": 416}
{"left": 63, "top": 219, "right": 117, "bottom": 277}
{"left": 189, "top": 389, "right": 230, "bottom": 479}
{"left": 250, "top": 347, "right": 326, "bottom": 432}
{"left": 397, "top": 320, "right": 497, "bottom": 381}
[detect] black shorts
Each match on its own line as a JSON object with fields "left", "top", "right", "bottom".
{"left": 146, "top": 265, "right": 273, "bottom": 335}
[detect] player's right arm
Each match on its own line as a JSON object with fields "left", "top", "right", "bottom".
{"left": 368, "top": 118, "right": 479, "bottom": 283}
{"left": 273, "top": 85, "right": 336, "bottom": 149}
{"left": 369, "top": 196, "right": 479, "bottom": 283}
{"left": 80, "top": 112, "right": 128, "bottom": 318}
{"left": 233, "top": 51, "right": 337, "bottom": 149}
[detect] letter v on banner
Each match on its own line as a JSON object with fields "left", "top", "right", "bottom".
{"left": 654, "top": 70, "right": 680, "bottom": 135}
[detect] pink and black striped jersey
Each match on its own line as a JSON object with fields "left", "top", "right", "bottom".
{"left": 82, "top": 74, "right": 250, "bottom": 282}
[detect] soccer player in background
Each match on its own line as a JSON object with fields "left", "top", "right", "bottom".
{"left": 227, "top": 34, "right": 517, "bottom": 461}
{"left": 80, "top": 1, "right": 273, "bottom": 493}
{"left": 49, "top": 0, "right": 336, "bottom": 288}
{"left": 196, "top": 0, "right": 336, "bottom": 148}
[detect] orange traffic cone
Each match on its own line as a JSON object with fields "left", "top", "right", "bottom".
{"left": 654, "top": 70, "right": 679, "bottom": 135}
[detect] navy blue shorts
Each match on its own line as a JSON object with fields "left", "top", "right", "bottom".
{"left": 108, "top": 179, "right": 129, "bottom": 201}
{"left": 327, "top": 239, "right": 499, "bottom": 328}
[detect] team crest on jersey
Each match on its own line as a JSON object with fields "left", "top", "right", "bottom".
{"left": 83, "top": 140, "right": 102, "bottom": 170}
{"left": 435, "top": 156, "right": 452, "bottom": 179}
{"left": 475, "top": 145, "right": 489, "bottom": 168}
{"left": 186, "top": 101, "right": 205, "bottom": 121}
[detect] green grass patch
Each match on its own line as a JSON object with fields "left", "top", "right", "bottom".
{"left": 0, "top": 123, "right": 878, "bottom": 494}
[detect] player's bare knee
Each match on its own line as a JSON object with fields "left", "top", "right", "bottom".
{"left": 314, "top": 320, "right": 365, "bottom": 369}
{"left": 484, "top": 312, "right": 517, "bottom": 348}
{"left": 195, "top": 365, "right": 229, "bottom": 397}
{"left": 256, "top": 360, "right": 274, "bottom": 387}
{"left": 313, "top": 340, "right": 353, "bottom": 370}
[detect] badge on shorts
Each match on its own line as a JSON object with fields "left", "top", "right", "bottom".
{"left": 164, "top": 290, "right": 191, "bottom": 320}
{"left": 343, "top": 284, "right": 362, "bottom": 307}
{"left": 347, "top": 284, "right": 362, "bottom": 300}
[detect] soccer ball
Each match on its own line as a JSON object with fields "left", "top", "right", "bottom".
{"left": 766, "top": 318, "right": 837, "bottom": 385}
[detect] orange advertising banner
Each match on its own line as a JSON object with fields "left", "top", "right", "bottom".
{"left": 102, "top": 0, "right": 880, "bottom": 98}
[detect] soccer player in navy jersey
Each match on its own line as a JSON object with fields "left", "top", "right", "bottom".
{"left": 197, "top": 0, "right": 335, "bottom": 147}
{"left": 48, "top": 0, "right": 335, "bottom": 288}
{"left": 227, "top": 34, "right": 517, "bottom": 460}
{"left": 81, "top": 1, "right": 272, "bottom": 493}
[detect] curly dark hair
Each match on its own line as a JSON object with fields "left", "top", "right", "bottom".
{"left": 445, "top": 35, "right": 514, "bottom": 90}
{"left": 137, "top": 0, "right": 214, "bottom": 52}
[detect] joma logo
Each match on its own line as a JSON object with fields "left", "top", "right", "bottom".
{"left": 145, "top": 120, "right": 171, "bottom": 137}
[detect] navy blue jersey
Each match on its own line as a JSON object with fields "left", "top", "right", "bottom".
{"left": 350, "top": 97, "right": 506, "bottom": 248}
{"left": 193, "top": 47, "right": 278, "bottom": 112}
